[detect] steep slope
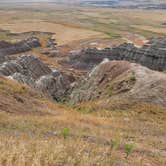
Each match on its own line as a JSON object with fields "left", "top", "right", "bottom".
{"left": 0, "top": 55, "right": 74, "bottom": 100}
{"left": 0, "top": 75, "right": 166, "bottom": 166}
{"left": 70, "top": 60, "right": 166, "bottom": 105}
{"left": 0, "top": 76, "right": 64, "bottom": 114}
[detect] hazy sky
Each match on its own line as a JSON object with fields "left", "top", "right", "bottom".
{"left": 0, "top": 0, "right": 79, "bottom": 4}
{"left": 0, "top": 0, "right": 53, "bottom": 2}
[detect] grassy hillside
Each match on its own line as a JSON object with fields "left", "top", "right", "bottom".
{"left": 0, "top": 76, "right": 166, "bottom": 165}
{"left": 0, "top": 2, "right": 166, "bottom": 165}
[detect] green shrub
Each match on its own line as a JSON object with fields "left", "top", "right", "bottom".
{"left": 76, "top": 106, "right": 93, "bottom": 114}
{"left": 129, "top": 72, "right": 136, "bottom": 81}
{"left": 0, "top": 80, "right": 4, "bottom": 85}
{"left": 108, "top": 86, "right": 113, "bottom": 97}
{"left": 125, "top": 143, "right": 134, "bottom": 158}
{"left": 110, "top": 139, "right": 119, "bottom": 151}
{"left": 62, "top": 127, "right": 70, "bottom": 139}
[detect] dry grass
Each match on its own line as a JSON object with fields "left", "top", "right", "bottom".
{"left": 0, "top": 20, "right": 106, "bottom": 46}
{"left": 0, "top": 5, "right": 166, "bottom": 165}
{"left": 0, "top": 5, "right": 166, "bottom": 49}
{"left": 131, "top": 25, "right": 166, "bottom": 34}
{"left": 0, "top": 75, "right": 165, "bottom": 165}
{"left": 0, "top": 76, "right": 68, "bottom": 114}
{"left": 0, "top": 100, "right": 165, "bottom": 165}
{"left": 0, "top": 137, "right": 113, "bottom": 166}
{"left": 1, "top": 78, "right": 165, "bottom": 164}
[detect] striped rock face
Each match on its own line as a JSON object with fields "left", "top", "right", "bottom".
{"left": 61, "top": 37, "right": 166, "bottom": 71}
{"left": 0, "top": 55, "right": 74, "bottom": 100}
{"left": 0, "top": 37, "right": 41, "bottom": 63}
{"left": 70, "top": 60, "right": 166, "bottom": 106}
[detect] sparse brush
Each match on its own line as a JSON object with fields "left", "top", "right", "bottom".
{"left": 140, "top": 157, "right": 144, "bottom": 166}
{"left": 125, "top": 143, "right": 134, "bottom": 158}
{"left": 62, "top": 127, "right": 70, "bottom": 139}
{"left": 110, "top": 139, "right": 119, "bottom": 152}
{"left": 0, "top": 80, "right": 4, "bottom": 85}
{"left": 129, "top": 72, "right": 136, "bottom": 81}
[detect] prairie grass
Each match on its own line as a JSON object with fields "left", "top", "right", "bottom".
{"left": 0, "top": 68, "right": 166, "bottom": 165}
{"left": 0, "top": 99, "right": 165, "bottom": 165}
{"left": 0, "top": 137, "right": 113, "bottom": 166}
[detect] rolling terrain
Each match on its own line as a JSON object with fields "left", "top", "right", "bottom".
{"left": 0, "top": 66, "right": 166, "bottom": 165}
{"left": 0, "top": 1, "right": 166, "bottom": 166}
{"left": 0, "top": 3, "right": 166, "bottom": 50}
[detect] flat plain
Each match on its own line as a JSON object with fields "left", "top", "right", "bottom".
{"left": 0, "top": 3, "right": 166, "bottom": 49}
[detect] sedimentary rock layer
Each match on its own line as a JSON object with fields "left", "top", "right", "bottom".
{"left": 62, "top": 37, "right": 166, "bottom": 71}
{"left": 0, "top": 55, "right": 74, "bottom": 100}
{"left": 0, "top": 37, "right": 41, "bottom": 63}
{"left": 70, "top": 60, "right": 166, "bottom": 105}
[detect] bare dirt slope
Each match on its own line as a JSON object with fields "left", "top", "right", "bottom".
{"left": 129, "top": 64, "right": 166, "bottom": 105}
{"left": 70, "top": 60, "right": 166, "bottom": 106}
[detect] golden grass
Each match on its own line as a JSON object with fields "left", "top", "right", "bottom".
{"left": 0, "top": 6, "right": 166, "bottom": 164}
{"left": 0, "top": 136, "right": 121, "bottom": 166}
{"left": 1, "top": 6, "right": 166, "bottom": 48}
{"left": 0, "top": 76, "right": 166, "bottom": 165}
{"left": 132, "top": 25, "right": 166, "bottom": 34}
{"left": 0, "top": 76, "right": 69, "bottom": 114}
{"left": 0, "top": 20, "right": 106, "bottom": 46}
{"left": 0, "top": 101, "right": 166, "bottom": 165}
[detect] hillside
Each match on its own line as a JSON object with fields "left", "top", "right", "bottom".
{"left": 0, "top": 71, "right": 166, "bottom": 165}
{"left": 0, "top": 1, "right": 166, "bottom": 165}
{"left": 70, "top": 60, "right": 166, "bottom": 105}
{"left": 0, "top": 38, "right": 166, "bottom": 166}
{"left": 0, "top": 36, "right": 165, "bottom": 166}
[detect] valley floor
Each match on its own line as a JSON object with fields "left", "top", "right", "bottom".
{"left": 0, "top": 4, "right": 166, "bottom": 50}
